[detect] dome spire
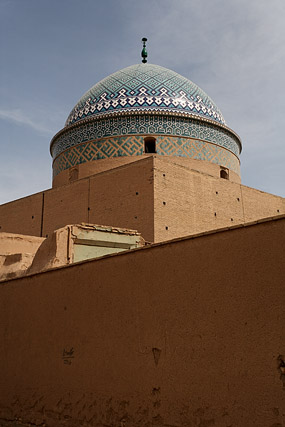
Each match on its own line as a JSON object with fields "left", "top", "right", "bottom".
{"left": 141, "top": 38, "right": 148, "bottom": 63}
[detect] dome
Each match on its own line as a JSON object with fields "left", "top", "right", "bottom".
{"left": 65, "top": 63, "right": 226, "bottom": 127}
{"left": 51, "top": 63, "right": 242, "bottom": 186}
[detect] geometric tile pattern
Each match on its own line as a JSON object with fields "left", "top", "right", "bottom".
{"left": 65, "top": 64, "right": 226, "bottom": 127}
{"left": 53, "top": 135, "right": 240, "bottom": 178}
{"left": 51, "top": 113, "right": 241, "bottom": 159}
{"left": 157, "top": 136, "right": 240, "bottom": 174}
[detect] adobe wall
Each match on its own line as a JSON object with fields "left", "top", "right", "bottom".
{"left": 52, "top": 154, "right": 153, "bottom": 188}
{"left": 0, "top": 156, "right": 284, "bottom": 244}
{"left": 0, "top": 157, "right": 155, "bottom": 243}
{"left": 42, "top": 179, "right": 89, "bottom": 237}
{"left": 0, "top": 233, "right": 45, "bottom": 281}
{"left": 0, "top": 217, "right": 284, "bottom": 426}
{"left": 87, "top": 159, "right": 154, "bottom": 242}
{"left": 0, "top": 192, "right": 43, "bottom": 236}
{"left": 153, "top": 156, "right": 285, "bottom": 241}
{"left": 0, "top": 232, "right": 44, "bottom": 255}
{"left": 52, "top": 154, "right": 241, "bottom": 188}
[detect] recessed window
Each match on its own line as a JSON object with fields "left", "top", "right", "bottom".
{"left": 69, "top": 166, "right": 79, "bottom": 182}
{"left": 220, "top": 167, "right": 229, "bottom": 180}
{"left": 144, "top": 136, "right": 156, "bottom": 153}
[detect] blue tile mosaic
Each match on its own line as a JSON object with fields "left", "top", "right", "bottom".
{"left": 51, "top": 63, "right": 242, "bottom": 179}
{"left": 51, "top": 114, "right": 241, "bottom": 159}
{"left": 53, "top": 135, "right": 240, "bottom": 178}
{"left": 65, "top": 64, "right": 226, "bottom": 127}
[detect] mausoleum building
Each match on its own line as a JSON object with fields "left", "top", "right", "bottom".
{"left": 0, "top": 44, "right": 284, "bottom": 426}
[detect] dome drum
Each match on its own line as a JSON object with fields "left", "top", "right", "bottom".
{"left": 50, "top": 63, "right": 242, "bottom": 185}
{"left": 50, "top": 112, "right": 241, "bottom": 160}
{"left": 52, "top": 133, "right": 240, "bottom": 181}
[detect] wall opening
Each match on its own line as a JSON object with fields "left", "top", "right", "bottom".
{"left": 220, "top": 167, "right": 229, "bottom": 180}
{"left": 144, "top": 137, "right": 156, "bottom": 153}
{"left": 69, "top": 166, "right": 79, "bottom": 182}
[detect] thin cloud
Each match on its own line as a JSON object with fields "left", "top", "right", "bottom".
{"left": 0, "top": 109, "right": 53, "bottom": 135}
{"left": 1, "top": 0, "right": 284, "bottom": 202}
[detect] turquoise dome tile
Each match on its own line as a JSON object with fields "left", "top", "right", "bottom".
{"left": 65, "top": 64, "right": 226, "bottom": 127}
{"left": 51, "top": 62, "right": 242, "bottom": 180}
{"left": 52, "top": 135, "right": 240, "bottom": 178}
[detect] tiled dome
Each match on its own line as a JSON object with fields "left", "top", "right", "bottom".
{"left": 51, "top": 62, "right": 242, "bottom": 183}
{"left": 65, "top": 63, "right": 226, "bottom": 127}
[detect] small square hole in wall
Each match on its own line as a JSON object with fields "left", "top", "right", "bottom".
{"left": 165, "top": 226, "right": 168, "bottom": 230}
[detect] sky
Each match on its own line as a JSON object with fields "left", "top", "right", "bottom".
{"left": 0, "top": 0, "right": 285, "bottom": 205}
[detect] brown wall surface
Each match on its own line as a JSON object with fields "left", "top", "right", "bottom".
{"left": 44, "top": 157, "right": 155, "bottom": 241}
{"left": 241, "top": 184, "right": 284, "bottom": 222}
{"left": 153, "top": 157, "right": 285, "bottom": 241}
{"left": 0, "top": 217, "right": 284, "bottom": 426}
{"left": 0, "top": 192, "right": 43, "bottom": 236}
{"left": 0, "top": 158, "right": 155, "bottom": 242}
{"left": 0, "top": 156, "right": 284, "bottom": 243}
{"left": 52, "top": 154, "right": 154, "bottom": 188}
{"left": 0, "top": 232, "right": 44, "bottom": 255}
{"left": 52, "top": 155, "right": 241, "bottom": 188}
{"left": 88, "top": 158, "right": 154, "bottom": 242}
{"left": 153, "top": 155, "right": 241, "bottom": 184}
{"left": 42, "top": 179, "right": 89, "bottom": 238}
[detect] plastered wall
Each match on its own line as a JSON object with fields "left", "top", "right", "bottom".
{"left": 0, "top": 156, "right": 284, "bottom": 243}
{"left": 52, "top": 154, "right": 241, "bottom": 188}
{"left": 153, "top": 157, "right": 285, "bottom": 241}
{"left": 0, "top": 158, "right": 155, "bottom": 242}
{"left": 52, "top": 154, "right": 154, "bottom": 188}
{"left": 42, "top": 179, "right": 89, "bottom": 237}
{"left": 0, "top": 192, "right": 43, "bottom": 236}
{"left": 87, "top": 160, "right": 154, "bottom": 242}
{"left": 0, "top": 217, "right": 284, "bottom": 426}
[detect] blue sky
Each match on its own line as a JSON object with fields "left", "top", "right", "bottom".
{"left": 1, "top": 0, "right": 285, "bottom": 204}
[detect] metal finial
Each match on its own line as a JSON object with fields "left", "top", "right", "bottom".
{"left": 141, "top": 37, "right": 148, "bottom": 63}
